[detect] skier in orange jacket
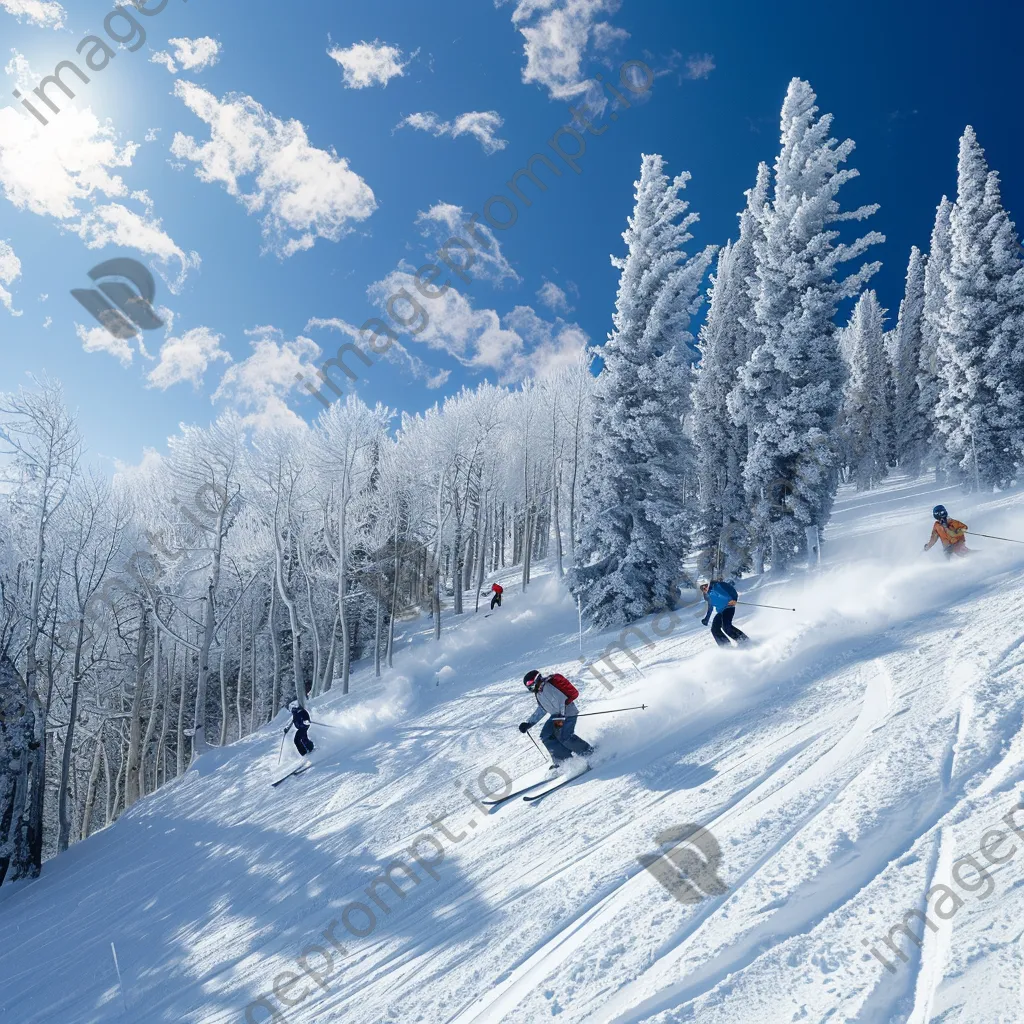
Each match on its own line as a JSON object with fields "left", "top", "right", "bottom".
{"left": 924, "top": 505, "right": 969, "bottom": 557}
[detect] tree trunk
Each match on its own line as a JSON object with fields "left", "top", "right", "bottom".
{"left": 140, "top": 624, "right": 161, "bottom": 796}
{"left": 269, "top": 579, "right": 281, "bottom": 718}
{"left": 474, "top": 507, "right": 489, "bottom": 614}
{"left": 337, "top": 488, "right": 352, "bottom": 694}
{"left": 57, "top": 616, "right": 87, "bottom": 852}
{"left": 192, "top": 502, "right": 228, "bottom": 759}
{"left": 218, "top": 632, "right": 228, "bottom": 746}
{"left": 552, "top": 461, "right": 564, "bottom": 578}
{"left": 124, "top": 607, "right": 149, "bottom": 809}
{"left": 80, "top": 726, "right": 103, "bottom": 841}
{"left": 176, "top": 651, "right": 188, "bottom": 778}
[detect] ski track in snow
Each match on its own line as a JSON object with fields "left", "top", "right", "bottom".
{"left": 4, "top": 477, "right": 1024, "bottom": 1023}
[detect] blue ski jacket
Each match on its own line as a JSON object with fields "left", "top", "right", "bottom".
{"left": 705, "top": 582, "right": 738, "bottom": 615}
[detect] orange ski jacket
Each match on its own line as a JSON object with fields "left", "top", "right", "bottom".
{"left": 925, "top": 518, "right": 968, "bottom": 550}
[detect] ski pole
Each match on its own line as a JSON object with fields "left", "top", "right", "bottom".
{"left": 276, "top": 729, "right": 286, "bottom": 766}
{"left": 735, "top": 601, "right": 796, "bottom": 612}
{"left": 573, "top": 704, "right": 648, "bottom": 719}
{"left": 524, "top": 727, "right": 557, "bottom": 769}
{"left": 967, "top": 531, "right": 1024, "bottom": 546}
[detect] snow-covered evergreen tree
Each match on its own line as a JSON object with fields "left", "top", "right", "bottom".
{"left": 694, "top": 163, "right": 769, "bottom": 576}
{"left": 934, "top": 127, "right": 1024, "bottom": 490}
{"left": 570, "top": 154, "right": 715, "bottom": 625}
{"left": 891, "top": 246, "right": 929, "bottom": 476}
{"left": 730, "top": 79, "right": 884, "bottom": 567}
{"left": 919, "top": 197, "right": 953, "bottom": 480}
{"left": 839, "top": 290, "right": 891, "bottom": 489}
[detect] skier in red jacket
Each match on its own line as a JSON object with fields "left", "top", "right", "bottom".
{"left": 490, "top": 582, "right": 503, "bottom": 610}
{"left": 519, "top": 669, "right": 594, "bottom": 762}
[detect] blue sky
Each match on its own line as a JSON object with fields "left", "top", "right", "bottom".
{"left": 0, "top": 0, "right": 1020, "bottom": 468}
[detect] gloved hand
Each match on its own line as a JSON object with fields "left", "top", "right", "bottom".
{"left": 922, "top": 544, "right": 929, "bottom": 551}
{"left": 552, "top": 719, "right": 565, "bottom": 729}
{"left": 701, "top": 615, "right": 710, "bottom": 626}
{"left": 518, "top": 722, "right": 531, "bottom": 733}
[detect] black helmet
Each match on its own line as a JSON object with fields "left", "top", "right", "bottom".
{"left": 523, "top": 669, "right": 541, "bottom": 690}
{"left": 933, "top": 505, "right": 948, "bottom": 521}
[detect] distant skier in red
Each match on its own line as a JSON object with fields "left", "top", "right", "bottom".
{"left": 490, "top": 582, "right": 503, "bottom": 610}
{"left": 519, "top": 669, "right": 594, "bottom": 762}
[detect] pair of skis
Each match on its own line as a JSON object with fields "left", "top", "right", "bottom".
{"left": 483, "top": 763, "right": 592, "bottom": 805}
{"left": 270, "top": 759, "right": 313, "bottom": 787}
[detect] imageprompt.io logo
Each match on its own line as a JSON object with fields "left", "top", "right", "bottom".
{"left": 638, "top": 823, "right": 729, "bottom": 904}
{"left": 71, "top": 258, "right": 164, "bottom": 339}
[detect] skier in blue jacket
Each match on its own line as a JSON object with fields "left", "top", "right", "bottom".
{"left": 700, "top": 581, "right": 749, "bottom": 648}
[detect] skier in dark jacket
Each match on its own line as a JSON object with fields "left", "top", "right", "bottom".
{"left": 490, "top": 582, "right": 503, "bottom": 610}
{"left": 284, "top": 700, "right": 315, "bottom": 755}
{"left": 700, "top": 581, "right": 749, "bottom": 648}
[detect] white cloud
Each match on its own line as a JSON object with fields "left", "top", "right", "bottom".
{"left": 147, "top": 326, "right": 231, "bottom": 390}
{"left": 367, "top": 266, "right": 586, "bottom": 383}
{"left": 328, "top": 40, "right": 409, "bottom": 89}
{"left": 306, "top": 316, "right": 450, "bottom": 390}
{"left": 74, "top": 205, "right": 201, "bottom": 292}
{"left": 42, "top": 315, "right": 51, "bottom": 328}
{"left": 171, "top": 82, "right": 377, "bottom": 257}
{"left": 685, "top": 53, "right": 716, "bottom": 80}
{"left": 76, "top": 322, "right": 134, "bottom": 365}
{"left": 0, "top": 0, "right": 64, "bottom": 29}
{"left": 498, "top": 0, "right": 627, "bottom": 101}
{"left": 0, "top": 239, "right": 23, "bottom": 315}
{"left": 0, "top": 54, "right": 199, "bottom": 288}
{"left": 415, "top": 202, "right": 519, "bottom": 286}
{"left": 396, "top": 111, "right": 508, "bottom": 155}
{"left": 212, "top": 326, "right": 322, "bottom": 430}
{"left": 536, "top": 280, "right": 572, "bottom": 313}
{"left": 151, "top": 37, "right": 223, "bottom": 75}
{"left": 503, "top": 304, "right": 588, "bottom": 378}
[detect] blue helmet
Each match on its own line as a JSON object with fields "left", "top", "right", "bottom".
{"left": 933, "top": 504, "right": 948, "bottom": 521}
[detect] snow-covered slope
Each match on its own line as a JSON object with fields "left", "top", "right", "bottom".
{"left": 4, "top": 477, "right": 1024, "bottom": 1024}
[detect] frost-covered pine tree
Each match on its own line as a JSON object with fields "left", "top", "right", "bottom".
{"left": 891, "top": 246, "right": 929, "bottom": 477}
{"left": 839, "top": 290, "right": 891, "bottom": 490}
{"left": 919, "top": 197, "right": 953, "bottom": 479}
{"left": 934, "top": 127, "right": 1024, "bottom": 490}
{"left": 570, "top": 154, "right": 715, "bottom": 625}
{"left": 694, "top": 163, "right": 769, "bottom": 576}
{"left": 730, "top": 79, "right": 883, "bottom": 567}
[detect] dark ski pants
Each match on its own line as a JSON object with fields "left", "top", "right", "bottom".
{"left": 540, "top": 708, "right": 593, "bottom": 761}
{"left": 293, "top": 727, "right": 314, "bottom": 756}
{"left": 490, "top": 592, "right": 502, "bottom": 610}
{"left": 711, "top": 607, "right": 748, "bottom": 647}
